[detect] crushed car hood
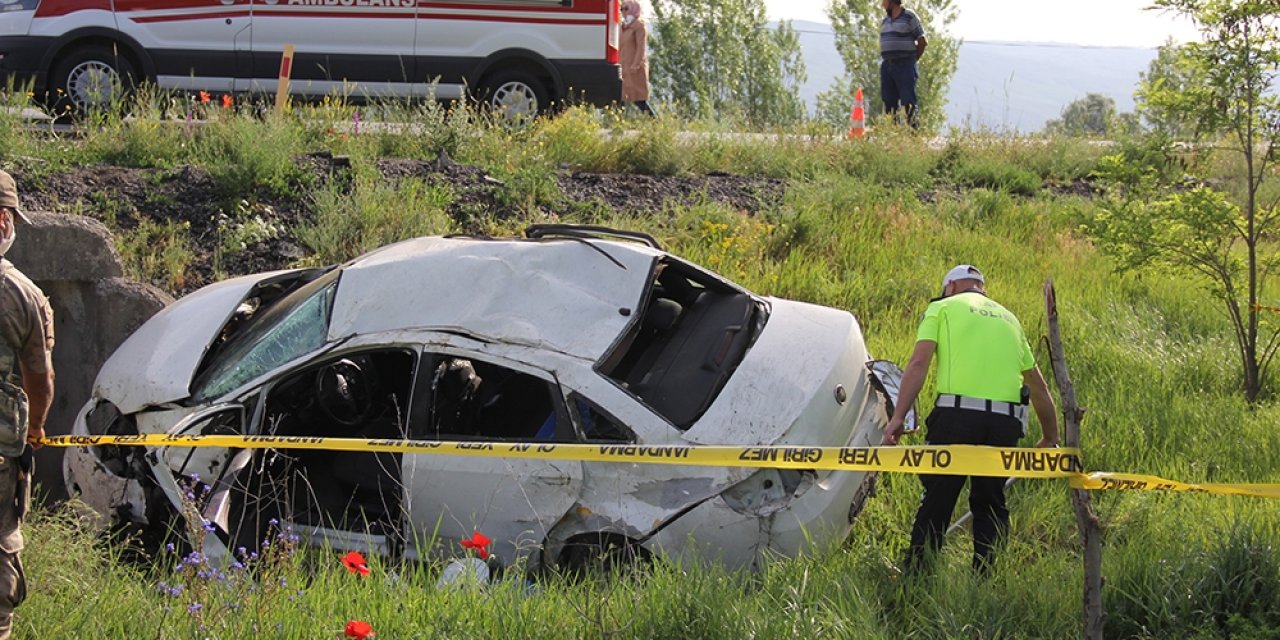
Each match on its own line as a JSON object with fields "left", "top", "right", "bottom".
{"left": 94, "top": 271, "right": 295, "bottom": 414}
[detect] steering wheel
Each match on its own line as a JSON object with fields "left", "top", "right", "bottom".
{"left": 314, "top": 358, "right": 374, "bottom": 428}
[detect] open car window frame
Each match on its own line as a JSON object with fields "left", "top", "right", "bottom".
{"left": 192, "top": 270, "right": 342, "bottom": 402}
{"left": 411, "top": 351, "right": 572, "bottom": 443}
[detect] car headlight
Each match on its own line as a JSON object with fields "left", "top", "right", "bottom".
{"left": 84, "top": 400, "right": 139, "bottom": 474}
{"left": 86, "top": 399, "right": 137, "bottom": 436}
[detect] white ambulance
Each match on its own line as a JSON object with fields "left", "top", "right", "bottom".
{"left": 0, "top": 0, "right": 623, "bottom": 116}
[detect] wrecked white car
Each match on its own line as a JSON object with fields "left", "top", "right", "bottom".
{"left": 65, "top": 225, "right": 907, "bottom": 571}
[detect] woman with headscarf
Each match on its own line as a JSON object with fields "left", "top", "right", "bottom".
{"left": 619, "top": 0, "right": 655, "bottom": 116}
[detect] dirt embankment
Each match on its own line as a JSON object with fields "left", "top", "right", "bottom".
{"left": 17, "top": 156, "right": 786, "bottom": 295}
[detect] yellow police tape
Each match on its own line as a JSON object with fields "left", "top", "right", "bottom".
{"left": 41, "top": 434, "right": 1280, "bottom": 499}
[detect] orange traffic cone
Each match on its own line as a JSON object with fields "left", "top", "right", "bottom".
{"left": 848, "top": 87, "right": 866, "bottom": 139}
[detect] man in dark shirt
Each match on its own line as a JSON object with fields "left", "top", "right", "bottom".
{"left": 879, "top": 0, "right": 928, "bottom": 128}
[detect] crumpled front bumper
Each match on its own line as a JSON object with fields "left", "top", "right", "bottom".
{"left": 63, "top": 401, "right": 151, "bottom": 524}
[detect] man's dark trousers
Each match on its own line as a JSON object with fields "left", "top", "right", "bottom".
{"left": 880, "top": 58, "right": 919, "bottom": 127}
{"left": 906, "top": 406, "right": 1023, "bottom": 572}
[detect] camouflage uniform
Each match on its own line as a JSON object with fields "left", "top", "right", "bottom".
{"left": 0, "top": 258, "right": 54, "bottom": 639}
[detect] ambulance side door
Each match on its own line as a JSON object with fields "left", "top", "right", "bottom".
{"left": 113, "top": 0, "right": 252, "bottom": 93}
{"left": 247, "top": 0, "right": 418, "bottom": 97}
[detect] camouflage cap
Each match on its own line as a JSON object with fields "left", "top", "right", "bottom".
{"left": 0, "top": 170, "right": 31, "bottom": 224}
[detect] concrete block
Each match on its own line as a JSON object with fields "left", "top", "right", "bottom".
{"left": 7, "top": 212, "right": 124, "bottom": 281}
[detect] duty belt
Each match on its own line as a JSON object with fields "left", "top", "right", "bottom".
{"left": 936, "top": 393, "right": 1027, "bottom": 420}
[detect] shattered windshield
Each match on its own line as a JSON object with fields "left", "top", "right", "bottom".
{"left": 192, "top": 271, "right": 340, "bottom": 401}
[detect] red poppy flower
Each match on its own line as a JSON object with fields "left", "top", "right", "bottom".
{"left": 221, "top": 94, "right": 234, "bottom": 109}
{"left": 344, "top": 619, "right": 375, "bottom": 639}
{"left": 460, "top": 531, "right": 491, "bottom": 559}
{"left": 341, "top": 551, "right": 370, "bottom": 577}
{"left": 199, "top": 90, "right": 211, "bottom": 104}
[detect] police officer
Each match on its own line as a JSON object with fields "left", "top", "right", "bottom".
{"left": 0, "top": 170, "right": 54, "bottom": 638}
{"left": 882, "top": 264, "right": 1057, "bottom": 573}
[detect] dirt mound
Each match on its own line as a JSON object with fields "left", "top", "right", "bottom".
{"left": 15, "top": 158, "right": 785, "bottom": 295}
{"left": 559, "top": 171, "right": 784, "bottom": 216}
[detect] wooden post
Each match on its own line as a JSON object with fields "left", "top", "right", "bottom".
{"left": 274, "top": 44, "right": 295, "bottom": 118}
{"left": 1044, "top": 278, "right": 1104, "bottom": 640}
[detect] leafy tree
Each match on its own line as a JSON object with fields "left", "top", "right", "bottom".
{"left": 817, "top": 0, "right": 959, "bottom": 131}
{"left": 1085, "top": 0, "right": 1280, "bottom": 402}
{"left": 649, "top": 0, "right": 807, "bottom": 126}
{"left": 1043, "top": 93, "right": 1142, "bottom": 137}
{"left": 1138, "top": 38, "right": 1207, "bottom": 138}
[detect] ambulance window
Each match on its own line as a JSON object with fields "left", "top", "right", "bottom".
{"left": 0, "top": 0, "right": 40, "bottom": 11}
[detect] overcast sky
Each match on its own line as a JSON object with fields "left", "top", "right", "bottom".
{"left": 766, "top": 0, "right": 1202, "bottom": 48}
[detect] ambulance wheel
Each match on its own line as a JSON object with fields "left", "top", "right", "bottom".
{"left": 48, "top": 44, "right": 137, "bottom": 120}
{"left": 478, "top": 70, "right": 548, "bottom": 122}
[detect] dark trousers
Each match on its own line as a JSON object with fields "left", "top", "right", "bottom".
{"left": 907, "top": 406, "right": 1023, "bottom": 573}
{"left": 880, "top": 58, "right": 919, "bottom": 128}
{"left": 629, "top": 100, "right": 656, "bottom": 117}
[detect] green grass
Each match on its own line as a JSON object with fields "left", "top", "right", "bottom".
{"left": 3, "top": 92, "right": 1279, "bottom": 638}
{"left": 295, "top": 167, "right": 458, "bottom": 265}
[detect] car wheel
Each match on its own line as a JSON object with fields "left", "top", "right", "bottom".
{"left": 48, "top": 44, "right": 137, "bottom": 119}
{"left": 477, "top": 70, "right": 548, "bottom": 123}
{"left": 556, "top": 532, "right": 651, "bottom": 579}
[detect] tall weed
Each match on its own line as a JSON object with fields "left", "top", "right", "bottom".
{"left": 197, "top": 116, "right": 309, "bottom": 198}
{"left": 296, "top": 168, "right": 457, "bottom": 264}
{"left": 115, "top": 217, "right": 195, "bottom": 290}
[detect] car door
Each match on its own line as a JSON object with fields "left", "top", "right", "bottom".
{"left": 114, "top": 0, "right": 252, "bottom": 93}
{"left": 401, "top": 349, "right": 584, "bottom": 564}
{"left": 247, "top": 0, "right": 418, "bottom": 97}
{"left": 145, "top": 402, "right": 254, "bottom": 563}
{"left": 561, "top": 376, "right": 740, "bottom": 544}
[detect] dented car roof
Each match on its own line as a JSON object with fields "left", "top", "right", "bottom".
{"left": 329, "top": 236, "right": 662, "bottom": 360}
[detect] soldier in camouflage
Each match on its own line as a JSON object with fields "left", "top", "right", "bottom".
{"left": 0, "top": 170, "right": 54, "bottom": 639}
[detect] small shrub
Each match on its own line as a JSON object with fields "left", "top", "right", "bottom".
{"left": 198, "top": 115, "right": 310, "bottom": 199}
{"left": 85, "top": 118, "right": 189, "bottom": 169}
{"left": 836, "top": 137, "right": 936, "bottom": 187}
{"left": 115, "top": 217, "right": 195, "bottom": 290}
{"left": 953, "top": 158, "right": 1041, "bottom": 195}
{"left": 614, "top": 116, "right": 684, "bottom": 176}
{"left": 296, "top": 170, "right": 457, "bottom": 264}
{"left": 213, "top": 199, "right": 282, "bottom": 277}
{"left": 535, "top": 105, "right": 611, "bottom": 170}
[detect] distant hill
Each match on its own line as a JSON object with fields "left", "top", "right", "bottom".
{"left": 789, "top": 20, "right": 1158, "bottom": 132}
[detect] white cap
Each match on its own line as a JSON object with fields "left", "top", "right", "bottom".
{"left": 941, "top": 264, "right": 984, "bottom": 292}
